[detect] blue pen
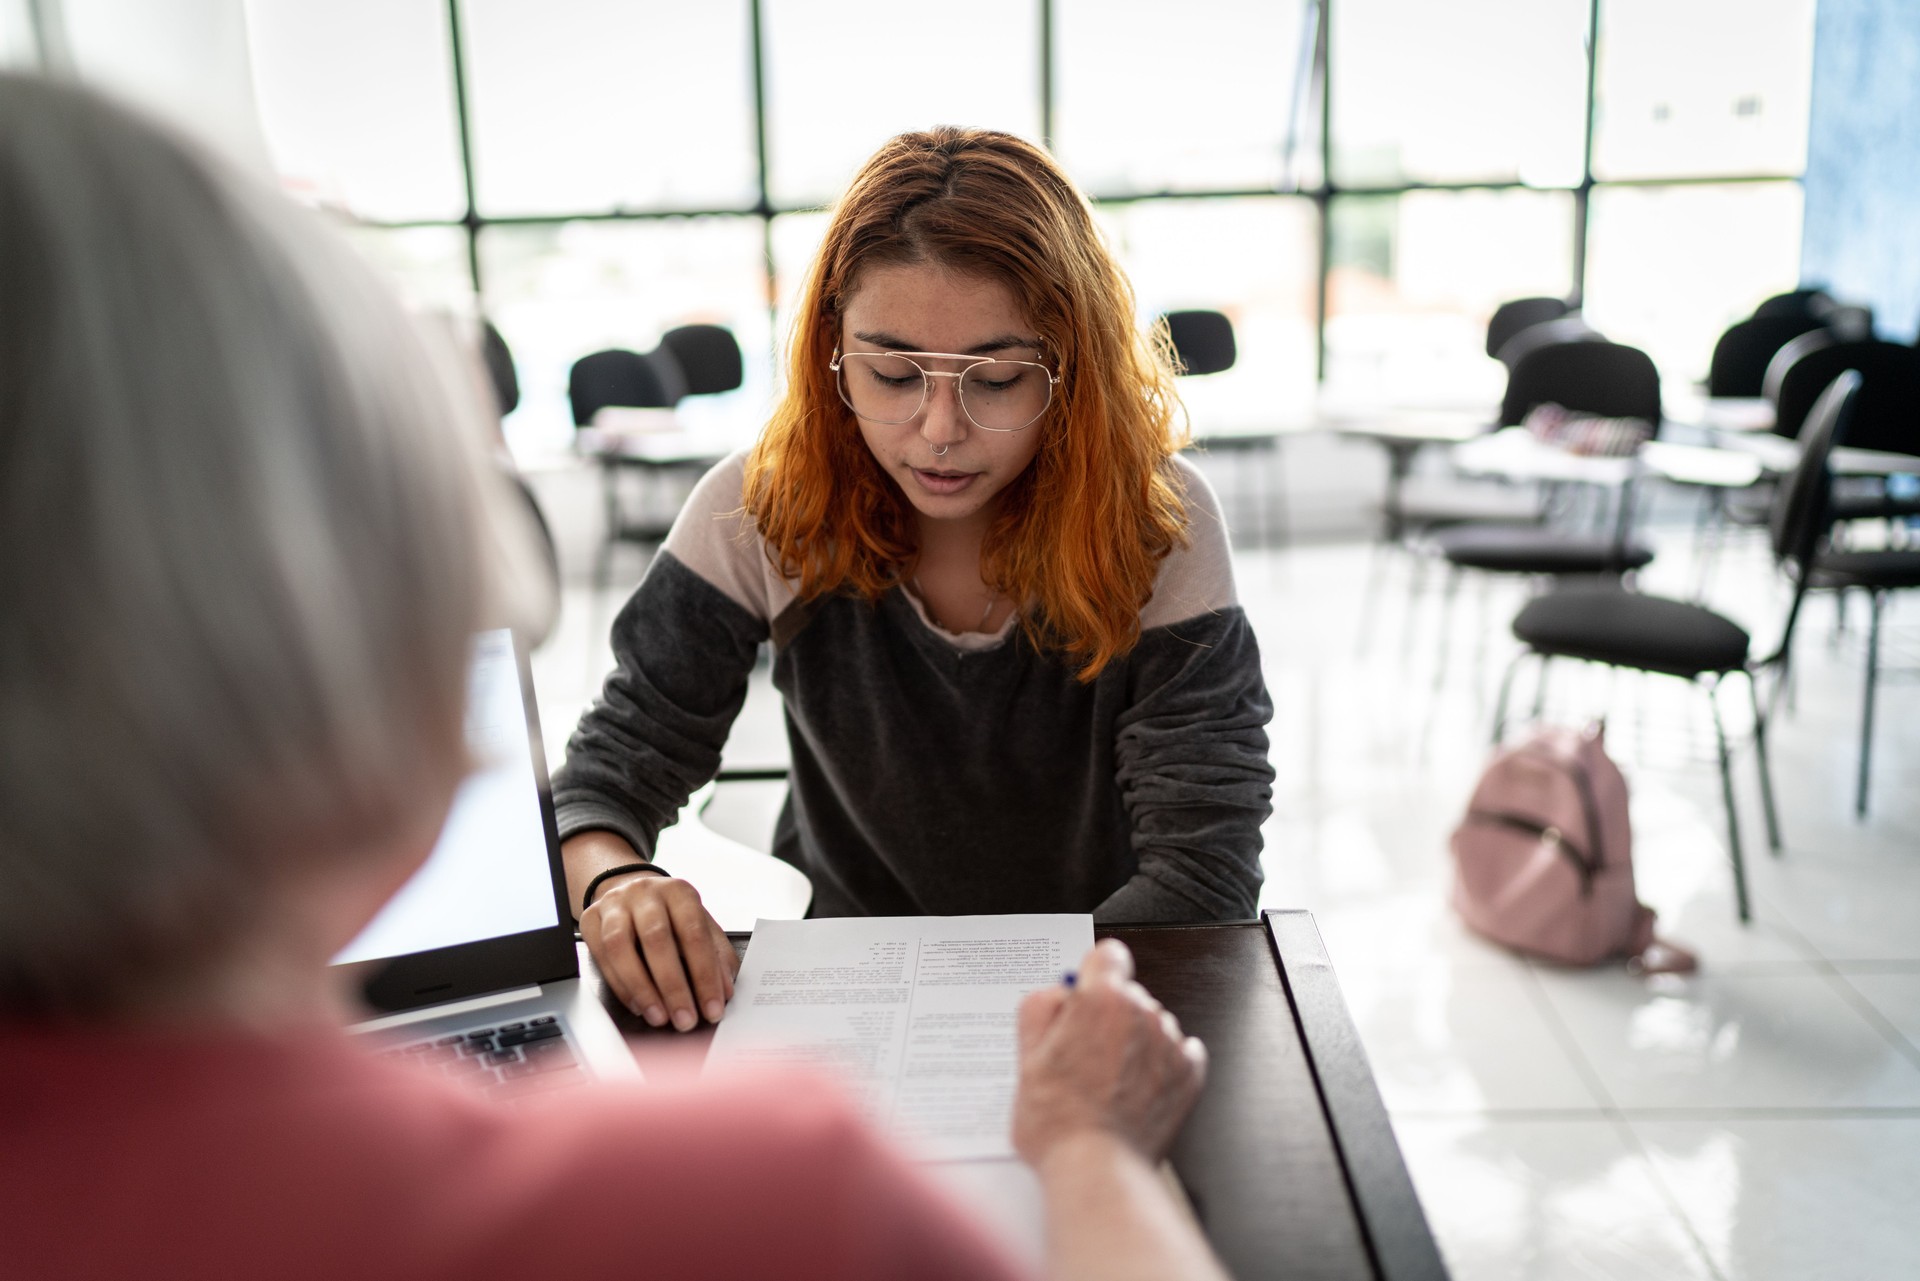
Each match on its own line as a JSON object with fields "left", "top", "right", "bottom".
{"left": 1062, "top": 970, "right": 1077, "bottom": 989}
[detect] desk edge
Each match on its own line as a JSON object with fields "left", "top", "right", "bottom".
{"left": 1265, "top": 909, "right": 1451, "bottom": 1281}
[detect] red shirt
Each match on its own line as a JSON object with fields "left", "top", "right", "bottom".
{"left": 1, "top": 1024, "right": 1030, "bottom": 1281}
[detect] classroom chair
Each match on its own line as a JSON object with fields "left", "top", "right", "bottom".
{"left": 1492, "top": 373, "right": 1865, "bottom": 920}
{"left": 1485, "top": 296, "right": 1574, "bottom": 367}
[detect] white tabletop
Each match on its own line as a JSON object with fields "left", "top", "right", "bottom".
{"left": 1664, "top": 393, "right": 1776, "bottom": 435}
{"left": 1450, "top": 427, "right": 1639, "bottom": 485}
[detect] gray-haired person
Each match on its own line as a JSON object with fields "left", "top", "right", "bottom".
{"left": 0, "top": 75, "right": 1224, "bottom": 1281}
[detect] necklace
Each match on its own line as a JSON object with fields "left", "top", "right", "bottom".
{"left": 911, "top": 576, "right": 1001, "bottom": 633}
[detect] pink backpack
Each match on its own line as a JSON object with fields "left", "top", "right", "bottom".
{"left": 1450, "top": 723, "right": 1695, "bottom": 973}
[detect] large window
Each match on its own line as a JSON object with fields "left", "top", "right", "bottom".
{"left": 481, "top": 218, "right": 773, "bottom": 455}
{"left": 237, "top": 1, "right": 1819, "bottom": 458}
{"left": 762, "top": 0, "right": 1043, "bottom": 208}
{"left": 461, "top": 0, "right": 758, "bottom": 217}
{"left": 342, "top": 225, "right": 476, "bottom": 317}
{"left": 1326, "top": 189, "right": 1576, "bottom": 404}
{"left": 1, "top": 0, "right": 39, "bottom": 68}
{"left": 1097, "top": 199, "right": 1320, "bottom": 429}
{"left": 1584, "top": 183, "right": 1804, "bottom": 387}
{"left": 1593, "top": 0, "right": 1817, "bottom": 181}
{"left": 1055, "top": 0, "right": 1317, "bottom": 196}
{"left": 1330, "top": 0, "right": 1588, "bottom": 188}
{"left": 246, "top": 0, "right": 465, "bottom": 221}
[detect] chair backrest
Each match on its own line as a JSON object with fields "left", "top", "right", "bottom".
{"left": 1707, "top": 314, "right": 1827, "bottom": 397}
{"left": 1500, "top": 338, "right": 1661, "bottom": 430}
{"left": 1494, "top": 315, "right": 1603, "bottom": 371}
{"left": 1485, "top": 296, "right": 1573, "bottom": 361}
{"left": 1160, "top": 310, "right": 1236, "bottom": 375}
{"left": 1769, "top": 337, "right": 1920, "bottom": 455}
{"left": 1753, "top": 288, "right": 1836, "bottom": 321}
{"left": 480, "top": 320, "right": 519, "bottom": 417}
{"left": 1762, "top": 371, "right": 1860, "bottom": 669}
{"left": 567, "top": 348, "right": 677, "bottom": 427}
{"left": 1822, "top": 304, "right": 1875, "bottom": 342}
{"left": 1769, "top": 370, "right": 1857, "bottom": 571}
{"left": 657, "top": 324, "right": 744, "bottom": 397}
{"left": 1760, "top": 328, "right": 1832, "bottom": 409}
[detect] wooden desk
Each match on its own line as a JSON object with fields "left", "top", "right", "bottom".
{"left": 587, "top": 910, "right": 1448, "bottom": 1281}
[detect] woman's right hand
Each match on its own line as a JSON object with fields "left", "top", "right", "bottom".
{"left": 569, "top": 836, "right": 738, "bottom": 1031}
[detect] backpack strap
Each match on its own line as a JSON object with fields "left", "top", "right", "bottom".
{"left": 1624, "top": 907, "right": 1698, "bottom": 975}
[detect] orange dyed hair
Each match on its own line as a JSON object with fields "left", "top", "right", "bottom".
{"left": 744, "top": 127, "right": 1190, "bottom": 681}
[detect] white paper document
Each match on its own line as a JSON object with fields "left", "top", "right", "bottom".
{"left": 704, "top": 913, "right": 1094, "bottom": 1161}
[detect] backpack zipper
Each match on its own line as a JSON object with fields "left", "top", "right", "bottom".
{"left": 1463, "top": 809, "right": 1597, "bottom": 895}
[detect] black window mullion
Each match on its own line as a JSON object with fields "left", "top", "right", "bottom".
{"left": 444, "top": 0, "right": 484, "bottom": 299}
{"left": 749, "top": 0, "right": 776, "bottom": 359}
{"left": 1316, "top": 0, "right": 1333, "bottom": 383}
{"left": 1572, "top": 0, "right": 1601, "bottom": 305}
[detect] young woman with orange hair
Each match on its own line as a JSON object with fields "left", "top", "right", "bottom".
{"left": 555, "top": 128, "right": 1275, "bottom": 1033}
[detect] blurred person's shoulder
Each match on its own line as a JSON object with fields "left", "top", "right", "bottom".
{"left": 0, "top": 1026, "right": 1026, "bottom": 1281}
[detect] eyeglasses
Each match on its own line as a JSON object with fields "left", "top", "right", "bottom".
{"left": 831, "top": 347, "right": 1059, "bottom": 433}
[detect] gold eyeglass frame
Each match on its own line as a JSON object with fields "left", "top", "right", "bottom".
{"left": 829, "top": 346, "right": 1061, "bottom": 433}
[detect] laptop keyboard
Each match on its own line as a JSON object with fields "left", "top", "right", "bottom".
{"left": 380, "top": 1014, "right": 587, "bottom": 1099}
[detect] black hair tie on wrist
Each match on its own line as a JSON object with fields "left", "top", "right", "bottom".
{"left": 582, "top": 861, "right": 669, "bottom": 913}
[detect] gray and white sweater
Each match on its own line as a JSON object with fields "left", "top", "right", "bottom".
{"left": 552, "top": 452, "right": 1274, "bottom": 923}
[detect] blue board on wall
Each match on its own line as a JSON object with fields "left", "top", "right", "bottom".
{"left": 1801, "top": 0, "right": 1920, "bottom": 343}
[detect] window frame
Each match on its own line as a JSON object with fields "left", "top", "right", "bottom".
{"left": 337, "top": 0, "right": 1811, "bottom": 396}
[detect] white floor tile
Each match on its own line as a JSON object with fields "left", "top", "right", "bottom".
{"left": 1295, "top": 892, "right": 1525, "bottom": 977}
{"left": 1751, "top": 855, "right": 1920, "bottom": 964}
{"left": 1620, "top": 779, "right": 1824, "bottom": 972}
{"left": 1635, "top": 1118, "right": 1920, "bottom": 1281}
{"left": 1338, "top": 961, "right": 1603, "bottom": 1114}
{"left": 1393, "top": 1116, "right": 1716, "bottom": 1281}
{"left": 1838, "top": 973, "right": 1920, "bottom": 1052}
{"left": 1530, "top": 969, "right": 1920, "bottom": 1111}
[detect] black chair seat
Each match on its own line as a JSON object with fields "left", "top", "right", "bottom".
{"left": 1811, "top": 549, "right": 1920, "bottom": 590}
{"left": 1436, "top": 527, "right": 1655, "bottom": 574}
{"left": 1513, "top": 588, "right": 1751, "bottom": 679}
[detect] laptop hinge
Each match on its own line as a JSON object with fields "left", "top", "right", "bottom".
{"left": 350, "top": 984, "right": 547, "bottom": 1034}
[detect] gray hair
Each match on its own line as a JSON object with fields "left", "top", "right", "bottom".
{"left": 0, "top": 74, "right": 546, "bottom": 1014}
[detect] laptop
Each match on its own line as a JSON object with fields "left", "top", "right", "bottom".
{"left": 332, "top": 627, "right": 640, "bottom": 1094}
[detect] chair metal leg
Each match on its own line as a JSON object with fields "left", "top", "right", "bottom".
{"left": 1745, "top": 668, "right": 1783, "bottom": 854}
{"left": 1530, "top": 655, "right": 1552, "bottom": 722}
{"left": 1399, "top": 552, "right": 1430, "bottom": 664}
{"left": 1356, "top": 538, "right": 1388, "bottom": 655}
{"left": 1709, "top": 678, "right": 1753, "bottom": 924}
{"left": 595, "top": 460, "right": 621, "bottom": 597}
{"left": 1857, "top": 590, "right": 1885, "bottom": 819}
{"left": 1432, "top": 565, "right": 1463, "bottom": 694}
{"left": 1270, "top": 438, "right": 1290, "bottom": 550}
{"left": 1492, "top": 649, "right": 1528, "bottom": 745}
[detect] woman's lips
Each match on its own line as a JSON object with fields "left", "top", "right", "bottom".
{"left": 909, "top": 467, "right": 978, "bottom": 496}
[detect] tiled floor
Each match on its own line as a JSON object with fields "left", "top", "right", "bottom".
{"left": 531, "top": 501, "right": 1920, "bottom": 1281}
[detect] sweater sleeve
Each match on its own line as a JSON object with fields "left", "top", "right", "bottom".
{"left": 550, "top": 455, "right": 778, "bottom": 858}
{"left": 1096, "top": 458, "right": 1274, "bottom": 923}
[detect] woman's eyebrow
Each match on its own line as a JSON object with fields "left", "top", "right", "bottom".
{"left": 850, "top": 330, "right": 1042, "bottom": 355}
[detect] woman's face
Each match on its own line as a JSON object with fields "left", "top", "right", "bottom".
{"left": 839, "top": 261, "right": 1050, "bottom": 530}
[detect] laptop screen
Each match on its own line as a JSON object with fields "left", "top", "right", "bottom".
{"left": 333, "top": 628, "right": 562, "bottom": 966}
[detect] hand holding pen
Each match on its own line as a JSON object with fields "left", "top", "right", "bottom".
{"left": 1010, "top": 938, "right": 1209, "bottom": 1164}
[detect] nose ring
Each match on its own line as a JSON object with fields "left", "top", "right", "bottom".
{"left": 930, "top": 443, "right": 950, "bottom": 456}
